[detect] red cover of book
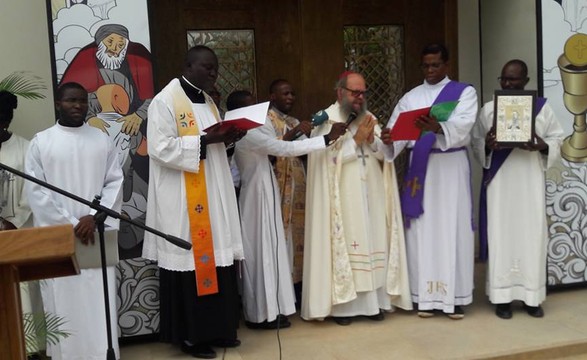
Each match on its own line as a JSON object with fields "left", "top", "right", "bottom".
{"left": 204, "top": 101, "right": 269, "bottom": 132}
{"left": 390, "top": 106, "right": 430, "bottom": 140}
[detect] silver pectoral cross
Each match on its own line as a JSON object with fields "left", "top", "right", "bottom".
{"left": 358, "top": 146, "right": 369, "bottom": 166}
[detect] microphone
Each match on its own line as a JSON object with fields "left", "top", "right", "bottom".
{"left": 346, "top": 111, "right": 358, "bottom": 125}
{"left": 311, "top": 110, "right": 329, "bottom": 126}
{"left": 292, "top": 109, "right": 330, "bottom": 140}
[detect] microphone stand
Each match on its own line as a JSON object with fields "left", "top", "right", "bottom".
{"left": 0, "top": 162, "right": 192, "bottom": 360}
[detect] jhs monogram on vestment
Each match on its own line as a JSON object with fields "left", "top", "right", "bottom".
{"left": 426, "top": 281, "right": 448, "bottom": 295}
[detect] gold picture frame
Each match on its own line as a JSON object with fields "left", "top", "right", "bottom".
{"left": 493, "top": 90, "right": 536, "bottom": 147}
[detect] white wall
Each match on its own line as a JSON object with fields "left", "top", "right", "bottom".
{"left": 0, "top": 0, "right": 55, "bottom": 140}
{"left": 457, "top": 0, "right": 539, "bottom": 248}
{"left": 479, "top": 0, "right": 538, "bottom": 104}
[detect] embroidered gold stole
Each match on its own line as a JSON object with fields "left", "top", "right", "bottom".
{"left": 268, "top": 108, "right": 307, "bottom": 283}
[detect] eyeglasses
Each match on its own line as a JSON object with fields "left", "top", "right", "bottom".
{"left": 342, "top": 87, "right": 369, "bottom": 98}
{"left": 498, "top": 76, "right": 526, "bottom": 83}
{"left": 420, "top": 62, "right": 445, "bottom": 70}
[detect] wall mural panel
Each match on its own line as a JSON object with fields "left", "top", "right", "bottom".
{"left": 541, "top": 0, "right": 587, "bottom": 287}
{"left": 49, "top": 0, "right": 159, "bottom": 337}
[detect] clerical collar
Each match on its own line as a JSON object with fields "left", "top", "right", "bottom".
{"left": 181, "top": 76, "right": 203, "bottom": 93}
{"left": 180, "top": 77, "right": 206, "bottom": 103}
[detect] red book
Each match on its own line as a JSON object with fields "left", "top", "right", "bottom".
{"left": 204, "top": 101, "right": 269, "bottom": 132}
{"left": 390, "top": 107, "right": 430, "bottom": 140}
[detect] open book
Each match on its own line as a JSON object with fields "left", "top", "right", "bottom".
{"left": 204, "top": 101, "right": 269, "bottom": 132}
{"left": 389, "top": 101, "right": 459, "bottom": 140}
{"left": 390, "top": 107, "right": 430, "bottom": 140}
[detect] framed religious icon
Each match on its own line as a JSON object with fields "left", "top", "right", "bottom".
{"left": 493, "top": 90, "right": 536, "bottom": 147}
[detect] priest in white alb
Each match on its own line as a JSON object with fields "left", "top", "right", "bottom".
{"left": 231, "top": 89, "right": 347, "bottom": 329}
{"left": 143, "top": 46, "right": 247, "bottom": 359}
{"left": 0, "top": 90, "right": 31, "bottom": 231}
{"left": 382, "top": 44, "right": 477, "bottom": 319}
{"left": 25, "top": 82, "right": 123, "bottom": 360}
{"left": 302, "top": 71, "right": 411, "bottom": 325}
{"left": 0, "top": 90, "right": 40, "bottom": 337}
{"left": 472, "top": 59, "right": 563, "bottom": 319}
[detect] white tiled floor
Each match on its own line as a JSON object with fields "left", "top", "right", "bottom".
{"left": 120, "top": 263, "right": 587, "bottom": 359}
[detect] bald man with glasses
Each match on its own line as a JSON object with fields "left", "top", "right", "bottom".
{"left": 302, "top": 70, "right": 411, "bottom": 325}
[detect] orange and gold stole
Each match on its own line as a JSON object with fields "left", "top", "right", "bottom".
{"left": 173, "top": 92, "right": 220, "bottom": 296}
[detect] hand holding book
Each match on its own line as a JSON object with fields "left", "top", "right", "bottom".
{"left": 205, "top": 123, "right": 247, "bottom": 144}
{"left": 388, "top": 101, "right": 459, "bottom": 140}
{"left": 204, "top": 101, "right": 269, "bottom": 132}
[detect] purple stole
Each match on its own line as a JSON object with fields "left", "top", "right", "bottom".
{"left": 478, "top": 97, "right": 547, "bottom": 261}
{"left": 401, "top": 81, "right": 470, "bottom": 225}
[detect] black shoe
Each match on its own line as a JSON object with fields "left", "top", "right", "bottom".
{"left": 447, "top": 306, "right": 465, "bottom": 320}
{"left": 495, "top": 303, "right": 512, "bottom": 319}
{"left": 181, "top": 343, "right": 217, "bottom": 359}
{"left": 192, "top": 344, "right": 217, "bottom": 359}
{"left": 367, "top": 311, "right": 385, "bottom": 321}
{"left": 524, "top": 304, "right": 544, "bottom": 318}
{"left": 333, "top": 316, "right": 352, "bottom": 326}
{"left": 181, "top": 342, "right": 194, "bottom": 355}
{"left": 210, "top": 338, "right": 241, "bottom": 348}
{"left": 277, "top": 317, "right": 292, "bottom": 328}
{"left": 245, "top": 317, "right": 291, "bottom": 330}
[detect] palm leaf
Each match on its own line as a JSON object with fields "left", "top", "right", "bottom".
{"left": 23, "top": 312, "right": 71, "bottom": 355}
{"left": 0, "top": 71, "right": 47, "bottom": 100}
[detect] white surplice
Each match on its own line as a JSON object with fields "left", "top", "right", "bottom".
{"left": 472, "top": 101, "right": 563, "bottom": 306}
{"left": 0, "top": 134, "right": 32, "bottom": 228}
{"left": 384, "top": 77, "right": 478, "bottom": 313}
{"left": 302, "top": 102, "right": 411, "bottom": 321}
{"left": 234, "top": 120, "right": 326, "bottom": 323}
{"left": 143, "top": 78, "right": 243, "bottom": 270}
{"left": 25, "top": 123, "right": 123, "bottom": 360}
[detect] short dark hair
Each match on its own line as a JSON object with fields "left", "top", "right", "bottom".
{"left": 226, "top": 90, "right": 254, "bottom": 111}
{"left": 269, "top": 79, "right": 289, "bottom": 95}
{"left": 504, "top": 59, "right": 528, "bottom": 78}
{"left": 0, "top": 90, "right": 18, "bottom": 114}
{"left": 0, "top": 91, "right": 18, "bottom": 122}
{"left": 185, "top": 45, "right": 216, "bottom": 68}
{"left": 56, "top": 82, "right": 87, "bottom": 101}
{"left": 422, "top": 43, "right": 449, "bottom": 62}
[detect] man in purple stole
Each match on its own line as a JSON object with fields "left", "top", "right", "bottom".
{"left": 383, "top": 44, "right": 478, "bottom": 319}
{"left": 472, "top": 59, "right": 563, "bottom": 320}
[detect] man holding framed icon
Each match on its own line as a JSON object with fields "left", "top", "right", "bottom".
{"left": 472, "top": 59, "right": 564, "bottom": 320}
